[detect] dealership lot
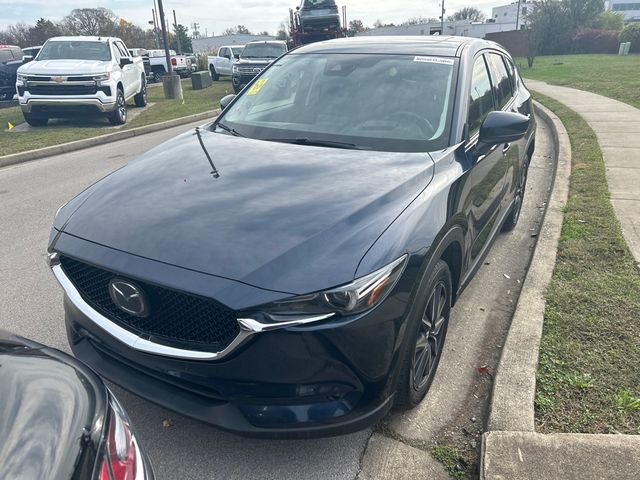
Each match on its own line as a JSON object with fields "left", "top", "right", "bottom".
{"left": 0, "top": 114, "right": 554, "bottom": 478}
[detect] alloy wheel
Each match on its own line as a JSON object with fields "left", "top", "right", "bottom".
{"left": 118, "top": 94, "right": 127, "bottom": 121}
{"left": 411, "top": 280, "right": 448, "bottom": 391}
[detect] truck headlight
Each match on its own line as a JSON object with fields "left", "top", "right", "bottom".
{"left": 17, "top": 73, "right": 27, "bottom": 83}
{"left": 232, "top": 65, "right": 239, "bottom": 74}
{"left": 93, "top": 72, "right": 111, "bottom": 82}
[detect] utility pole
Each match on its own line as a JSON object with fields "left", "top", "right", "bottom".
{"left": 191, "top": 22, "right": 200, "bottom": 39}
{"left": 150, "top": 9, "right": 160, "bottom": 48}
{"left": 173, "top": 10, "right": 182, "bottom": 54}
{"left": 515, "top": 0, "right": 522, "bottom": 30}
{"left": 440, "top": 1, "right": 445, "bottom": 35}
{"left": 157, "top": 0, "right": 183, "bottom": 100}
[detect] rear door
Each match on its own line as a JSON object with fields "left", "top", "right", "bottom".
{"left": 115, "top": 41, "right": 139, "bottom": 96}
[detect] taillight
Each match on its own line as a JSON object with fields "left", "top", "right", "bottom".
{"left": 98, "top": 399, "right": 137, "bottom": 480}
{"left": 171, "top": 58, "right": 177, "bottom": 66}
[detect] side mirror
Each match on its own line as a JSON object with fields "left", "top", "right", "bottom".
{"left": 224, "top": 54, "right": 231, "bottom": 60}
{"left": 220, "top": 94, "right": 236, "bottom": 110}
{"left": 479, "top": 111, "right": 530, "bottom": 145}
{"left": 120, "top": 57, "right": 133, "bottom": 68}
{"left": 22, "top": 55, "right": 33, "bottom": 63}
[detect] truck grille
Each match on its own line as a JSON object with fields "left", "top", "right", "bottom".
{"left": 59, "top": 256, "right": 241, "bottom": 352}
{"left": 237, "top": 66, "right": 264, "bottom": 74}
{"left": 28, "top": 84, "right": 97, "bottom": 96}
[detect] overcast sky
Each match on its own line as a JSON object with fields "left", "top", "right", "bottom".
{"left": 0, "top": 1, "right": 514, "bottom": 34}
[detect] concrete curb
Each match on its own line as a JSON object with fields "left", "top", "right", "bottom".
{"left": 487, "top": 101, "right": 571, "bottom": 432}
{"left": 0, "top": 109, "right": 221, "bottom": 169}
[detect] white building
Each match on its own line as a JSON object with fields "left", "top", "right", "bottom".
{"left": 607, "top": 0, "right": 640, "bottom": 22}
{"left": 192, "top": 34, "right": 275, "bottom": 54}
{"left": 356, "top": 20, "right": 517, "bottom": 39}
{"left": 491, "top": 1, "right": 530, "bottom": 28}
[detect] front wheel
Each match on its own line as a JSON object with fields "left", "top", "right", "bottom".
{"left": 502, "top": 154, "right": 530, "bottom": 232}
{"left": 210, "top": 66, "right": 219, "bottom": 81}
{"left": 107, "top": 89, "right": 127, "bottom": 126}
{"left": 395, "top": 260, "right": 452, "bottom": 410}
{"left": 23, "top": 112, "right": 48, "bottom": 127}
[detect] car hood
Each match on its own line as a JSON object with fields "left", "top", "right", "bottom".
{"left": 237, "top": 59, "right": 276, "bottom": 66}
{"left": 58, "top": 130, "right": 434, "bottom": 295}
{"left": 0, "top": 333, "right": 104, "bottom": 480}
{"left": 18, "top": 59, "right": 110, "bottom": 75}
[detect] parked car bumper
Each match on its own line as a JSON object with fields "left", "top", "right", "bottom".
{"left": 19, "top": 96, "right": 117, "bottom": 114}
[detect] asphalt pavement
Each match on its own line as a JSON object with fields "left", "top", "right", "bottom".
{"left": 0, "top": 117, "right": 555, "bottom": 479}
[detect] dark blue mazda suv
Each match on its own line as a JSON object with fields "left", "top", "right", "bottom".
{"left": 48, "top": 36, "right": 535, "bottom": 438}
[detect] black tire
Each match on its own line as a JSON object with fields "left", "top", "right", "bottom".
{"left": 23, "top": 112, "right": 48, "bottom": 127}
{"left": 395, "top": 260, "right": 452, "bottom": 410}
{"left": 210, "top": 66, "right": 219, "bottom": 81}
{"left": 134, "top": 76, "right": 147, "bottom": 107}
{"left": 502, "top": 154, "right": 530, "bottom": 232}
{"left": 107, "top": 88, "right": 127, "bottom": 126}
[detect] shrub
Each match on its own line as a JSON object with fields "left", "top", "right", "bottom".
{"left": 620, "top": 23, "right": 640, "bottom": 53}
{"left": 571, "top": 28, "right": 620, "bottom": 54}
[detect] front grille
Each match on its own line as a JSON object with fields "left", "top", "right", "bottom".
{"left": 60, "top": 256, "right": 240, "bottom": 352}
{"left": 237, "top": 66, "right": 263, "bottom": 74}
{"left": 28, "top": 84, "right": 97, "bottom": 96}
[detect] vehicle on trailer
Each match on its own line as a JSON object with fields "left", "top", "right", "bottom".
{"left": 0, "top": 330, "right": 154, "bottom": 479}
{"left": 21, "top": 45, "right": 42, "bottom": 63}
{"left": 208, "top": 45, "right": 244, "bottom": 80}
{"left": 0, "top": 44, "right": 23, "bottom": 100}
{"left": 16, "top": 36, "right": 147, "bottom": 126}
{"left": 147, "top": 49, "right": 191, "bottom": 82}
{"left": 231, "top": 40, "right": 287, "bottom": 93}
{"left": 290, "top": 0, "right": 346, "bottom": 46}
{"left": 48, "top": 36, "right": 534, "bottom": 438}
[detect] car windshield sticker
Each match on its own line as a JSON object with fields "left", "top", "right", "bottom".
{"left": 413, "top": 56, "right": 455, "bottom": 66}
{"left": 246, "top": 78, "right": 268, "bottom": 95}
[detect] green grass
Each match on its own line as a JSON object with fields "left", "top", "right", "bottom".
{"left": 534, "top": 93, "right": 640, "bottom": 435}
{"left": 431, "top": 445, "right": 467, "bottom": 480}
{"left": 516, "top": 54, "right": 640, "bottom": 110}
{"left": 0, "top": 79, "right": 232, "bottom": 157}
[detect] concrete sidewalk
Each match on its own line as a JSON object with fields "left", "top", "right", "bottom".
{"left": 526, "top": 79, "right": 640, "bottom": 268}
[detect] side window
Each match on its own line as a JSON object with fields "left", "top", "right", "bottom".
{"left": 504, "top": 57, "right": 519, "bottom": 91}
{"left": 486, "top": 53, "right": 513, "bottom": 110}
{"left": 11, "top": 47, "right": 23, "bottom": 59}
{"left": 468, "top": 56, "right": 494, "bottom": 135}
{"left": 219, "top": 48, "right": 227, "bottom": 58}
{"left": 116, "top": 42, "right": 129, "bottom": 58}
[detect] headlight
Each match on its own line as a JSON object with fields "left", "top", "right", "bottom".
{"left": 17, "top": 73, "right": 27, "bottom": 83}
{"left": 93, "top": 72, "right": 111, "bottom": 82}
{"left": 232, "top": 65, "right": 239, "bottom": 74}
{"left": 254, "top": 255, "right": 408, "bottom": 321}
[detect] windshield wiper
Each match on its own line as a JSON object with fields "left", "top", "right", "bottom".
{"left": 215, "top": 122, "right": 244, "bottom": 137}
{"left": 270, "top": 137, "right": 364, "bottom": 150}
{"left": 194, "top": 127, "right": 220, "bottom": 178}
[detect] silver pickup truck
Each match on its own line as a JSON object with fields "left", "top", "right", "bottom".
{"left": 16, "top": 36, "right": 146, "bottom": 126}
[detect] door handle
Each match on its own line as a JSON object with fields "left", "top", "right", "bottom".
{"left": 502, "top": 143, "right": 512, "bottom": 154}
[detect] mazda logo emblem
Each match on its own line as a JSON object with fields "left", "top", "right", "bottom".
{"left": 108, "top": 278, "right": 149, "bottom": 317}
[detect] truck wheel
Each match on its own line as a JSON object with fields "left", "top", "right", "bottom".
{"left": 210, "top": 66, "right": 219, "bottom": 81}
{"left": 23, "top": 112, "right": 48, "bottom": 127}
{"left": 134, "top": 76, "right": 147, "bottom": 107}
{"left": 108, "top": 89, "right": 127, "bottom": 126}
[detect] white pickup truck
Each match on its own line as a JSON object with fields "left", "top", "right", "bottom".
{"left": 16, "top": 36, "right": 146, "bottom": 126}
{"left": 147, "top": 49, "right": 192, "bottom": 82}
{"left": 207, "top": 45, "right": 244, "bottom": 80}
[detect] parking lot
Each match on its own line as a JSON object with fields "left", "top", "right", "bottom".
{"left": 0, "top": 114, "right": 555, "bottom": 478}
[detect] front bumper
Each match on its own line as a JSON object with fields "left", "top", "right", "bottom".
{"left": 19, "top": 96, "right": 117, "bottom": 114}
{"left": 48, "top": 238, "right": 412, "bottom": 438}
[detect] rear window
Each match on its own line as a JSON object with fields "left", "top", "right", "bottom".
{"left": 0, "top": 49, "right": 13, "bottom": 63}
{"left": 39, "top": 41, "right": 112, "bottom": 61}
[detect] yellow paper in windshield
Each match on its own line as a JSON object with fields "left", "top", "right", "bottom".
{"left": 246, "top": 78, "right": 268, "bottom": 95}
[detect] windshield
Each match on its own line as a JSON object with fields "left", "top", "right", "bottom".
{"left": 302, "top": 0, "right": 337, "bottom": 8}
{"left": 219, "top": 53, "right": 457, "bottom": 152}
{"left": 241, "top": 44, "right": 286, "bottom": 59}
{"left": 38, "top": 41, "right": 111, "bottom": 61}
{"left": 232, "top": 47, "right": 244, "bottom": 58}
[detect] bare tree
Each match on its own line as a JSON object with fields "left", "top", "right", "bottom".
{"left": 63, "top": 8, "right": 118, "bottom": 36}
{"left": 447, "top": 7, "right": 486, "bottom": 22}
{"left": 401, "top": 16, "right": 438, "bottom": 26}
